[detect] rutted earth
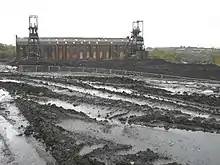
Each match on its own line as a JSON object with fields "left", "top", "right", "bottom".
{"left": 0, "top": 69, "right": 220, "bottom": 165}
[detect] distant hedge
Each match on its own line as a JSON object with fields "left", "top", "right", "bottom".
{"left": 0, "top": 43, "right": 16, "bottom": 59}
{"left": 148, "top": 50, "right": 181, "bottom": 63}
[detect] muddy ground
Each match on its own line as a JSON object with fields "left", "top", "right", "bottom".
{"left": 0, "top": 70, "right": 220, "bottom": 165}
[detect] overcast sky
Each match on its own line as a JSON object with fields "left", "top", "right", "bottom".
{"left": 0, "top": 0, "right": 219, "bottom": 47}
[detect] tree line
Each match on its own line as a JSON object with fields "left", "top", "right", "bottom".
{"left": 0, "top": 43, "right": 16, "bottom": 59}
{"left": 149, "top": 50, "right": 182, "bottom": 63}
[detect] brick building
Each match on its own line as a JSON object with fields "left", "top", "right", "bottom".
{"left": 16, "top": 36, "right": 131, "bottom": 61}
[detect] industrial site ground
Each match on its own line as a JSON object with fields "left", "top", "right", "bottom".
{"left": 15, "top": 59, "right": 220, "bottom": 80}
{"left": 0, "top": 63, "right": 220, "bottom": 165}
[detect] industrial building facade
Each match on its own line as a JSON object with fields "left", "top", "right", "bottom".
{"left": 16, "top": 36, "right": 132, "bottom": 61}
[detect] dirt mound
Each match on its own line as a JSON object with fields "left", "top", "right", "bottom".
{"left": 10, "top": 58, "right": 220, "bottom": 80}
{"left": 58, "top": 59, "right": 220, "bottom": 80}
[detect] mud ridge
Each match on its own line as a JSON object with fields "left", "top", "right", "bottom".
{"left": 1, "top": 80, "right": 220, "bottom": 134}
{"left": 15, "top": 98, "right": 179, "bottom": 165}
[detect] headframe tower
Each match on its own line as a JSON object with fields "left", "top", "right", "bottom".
{"left": 27, "top": 15, "right": 41, "bottom": 59}
{"left": 124, "top": 20, "right": 145, "bottom": 59}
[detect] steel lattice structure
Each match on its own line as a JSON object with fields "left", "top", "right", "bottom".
{"left": 27, "top": 15, "right": 41, "bottom": 59}
{"left": 124, "top": 20, "right": 145, "bottom": 57}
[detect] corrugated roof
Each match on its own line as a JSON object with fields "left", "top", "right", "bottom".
{"left": 16, "top": 37, "right": 129, "bottom": 45}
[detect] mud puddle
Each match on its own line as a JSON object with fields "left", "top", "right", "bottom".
{"left": 0, "top": 115, "right": 48, "bottom": 165}
{"left": 0, "top": 79, "right": 57, "bottom": 92}
{"left": 145, "top": 78, "right": 220, "bottom": 96}
{"left": 64, "top": 80, "right": 215, "bottom": 119}
{"left": 88, "top": 83, "right": 133, "bottom": 94}
{"left": 34, "top": 79, "right": 207, "bottom": 118}
{"left": 38, "top": 99, "right": 117, "bottom": 122}
{"left": 143, "top": 94, "right": 212, "bottom": 118}
{"left": 0, "top": 138, "right": 14, "bottom": 165}
{"left": 0, "top": 89, "right": 55, "bottom": 165}
{"left": 87, "top": 82, "right": 213, "bottom": 119}
{"left": 3, "top": 77, "right": 215, "bottom": 119}
{"left": 36, "top": 92, "right": 215, "bottom": 134}
{"left": 15, "top": 78, "right": 220, "bottom": 118}
{"left": 0, "top": 89, "right": 12, "bottom": 103}
{"left": 79, "top": 144, "right": 105, "bottom": 156}
{"left": 33, "top": 80, "right": 147, "bottom": 105}
{"left": 0, "top": 79, "right": 22, "bottom": 83}
{"left": 58, "top": 119, "right": 220, "bottom": 165}
{"left": 2, "top": 72, "right": 220, "bottom": 164}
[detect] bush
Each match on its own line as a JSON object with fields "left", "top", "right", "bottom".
{"left": 0, "top": 43, "right": 15, "bottom": 59}
{"left": 149, "top": 50, "right": 181, "bottom": 63}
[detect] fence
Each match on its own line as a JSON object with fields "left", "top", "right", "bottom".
{"left": 17, "top": 65, "right": 220, "bottom": 83}
{"left": 18, "top": 65, "right": 162, "bottom": 78}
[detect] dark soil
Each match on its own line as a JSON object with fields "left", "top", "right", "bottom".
{"left": 15, "top": 98, "right": 89, "bottom": 165}
{"left": 128, "top": 112, "right": 220, "bottom": 133}
{"left": 1, "top": 75, "right": 220, "bottom": 134}
{"left": 74, "top": 59, "right": 220, "bottom": 80}
{"left": 14, "top": 97, "right": 177, "bottom": 165}
{"left": 2, "top": 69, "right": 220, "bottom": 164}
{"left": 9, "top": 74, "right": 220, "bottom": 108}
{"left": 10, "top": 59, "right": 220, "bottom": 80}
{"left": 25, "top": 75, "right": 220, "bottom": 112}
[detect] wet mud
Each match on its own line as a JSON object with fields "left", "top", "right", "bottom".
{"left": 14, "top": 98, "right": 175, "bottom": 165}
{"left": 0, "top": 72, "right": 220, "bottom": 164}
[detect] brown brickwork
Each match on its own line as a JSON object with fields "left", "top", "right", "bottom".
{"left": 16, "top": 37, "right": 133, "bottom": 61}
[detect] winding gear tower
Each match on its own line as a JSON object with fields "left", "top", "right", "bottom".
{"left": 27, "top": 15, "right": 41, "bottom": 59}
{"left": 131, "top": 20, "right": 144, "bottom": 53}
{"left": 124, "top": 20, "right": 145, "bottom": 59}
